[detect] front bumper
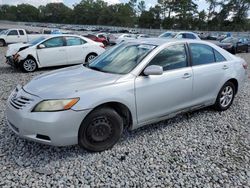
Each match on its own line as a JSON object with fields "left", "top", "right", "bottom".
{"left": 5, "top": 55, "right": 19, "bottom": 67}
{"left": 6, "top": 88, "right": 91, "bottom": 146}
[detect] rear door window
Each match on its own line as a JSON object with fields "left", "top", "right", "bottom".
{"left": 189, "top": 43, "right": 215, "bottom": 66}
{"left": 65, "top": 37, "right": 86, "bottom": 46}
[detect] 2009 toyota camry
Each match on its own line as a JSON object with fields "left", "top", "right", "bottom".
{"left": 6, "top": 39, "right": 248, "bottom": 152}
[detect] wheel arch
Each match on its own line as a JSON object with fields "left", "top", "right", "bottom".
{"left": 0, "top": 39, "right": 6, "bottom": 46}
{"left": 83, "top": 101, "right": 133, "bottom": 130}
{"left": 226, "top": 78, "right": 238, "bottom": 94}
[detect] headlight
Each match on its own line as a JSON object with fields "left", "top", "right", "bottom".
{"left": 33, "top": 98, "right": 79, "bottom": 112}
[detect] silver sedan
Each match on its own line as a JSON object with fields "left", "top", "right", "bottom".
{"left": 6, "top": 39, "right": 248, "bottom": 151}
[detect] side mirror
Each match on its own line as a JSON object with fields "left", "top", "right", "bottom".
{"left": 37, "top": 44, "right": 45, "bottom": 49}
{"left": 143, "top": 65, "right": 163, "bottom": 76}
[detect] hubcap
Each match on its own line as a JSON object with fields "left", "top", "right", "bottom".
{"left": 23, "top": 59, "right": 36, "bottom": 72}
{"left": 220, "top": 86, "right": 233, "bottom": 108}
{"left": 87, "top": 55, "right": 96, "bottom": 63}
{"left": 87, "top": 118, "right": 112, "bottom": 142}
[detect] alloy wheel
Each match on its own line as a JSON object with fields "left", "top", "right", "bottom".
{"left": 87, "top": 55, "right": 96, "bottom": 63}
{"left": 23, "top": 59, "right": 37, "bottom": 72}
{"left": 220, "top": 86, "right": 233, "bottom": 108}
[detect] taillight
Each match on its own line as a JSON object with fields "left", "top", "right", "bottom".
{"left": 243, "top": 62, "right": 248, "bottom": 70}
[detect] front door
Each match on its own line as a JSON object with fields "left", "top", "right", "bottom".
{"left": 6, "top": 30, "right": 19, "bottom": 43}
{"left": 37, "top": 37, "right": 68, "bottom": 67}
{"left": 135, "top": 43, "right": 193, "bottom": 124}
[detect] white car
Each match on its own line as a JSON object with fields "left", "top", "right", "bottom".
{"left": 159, "top": 31, "right": 201, "bottom": 40}
{"left": 109, "top": 34, "right": 137, "bottom": 45}
{"left": 5, "top": 34, "right": 105, "bottom": 72}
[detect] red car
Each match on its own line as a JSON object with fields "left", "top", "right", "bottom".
{"left": 84, "top": 34, "right": 108, "bottom": 47}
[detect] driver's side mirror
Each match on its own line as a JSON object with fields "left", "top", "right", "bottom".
{"left": 143, "top": 65, "right": 163, "bottom": 76}
{"left": 37, "top": 44, "right": 45, "bottom": 49}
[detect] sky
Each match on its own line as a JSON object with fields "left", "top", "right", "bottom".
{"left": 0, "top": 0, "right": 209, "bottom": 11}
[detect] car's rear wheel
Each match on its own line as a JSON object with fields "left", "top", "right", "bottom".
{"left": 214, "top": 82, "right": 235, "bottom": 111}
{"left": 21, "top": 58, "right": 37, "bottom": 72}
{"left": 86, "top": 53, "right": 97, "bottom": 64}
{"left": 78, "top": 107, "right": 123, "bottom": 152}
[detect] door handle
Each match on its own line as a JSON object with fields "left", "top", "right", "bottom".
{"left": 222, "top": 65, "right": 229, "bottom": 70}
{"left": 182, "top": 73, "right": 192, "bottom": 79}
{"left": 59, "top": 49, "right": 65, "bottom": 51}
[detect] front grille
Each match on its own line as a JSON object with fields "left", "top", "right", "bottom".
{"left": 10, "top": 96, "right": 32, "bottom": 110}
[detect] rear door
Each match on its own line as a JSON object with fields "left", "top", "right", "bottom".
{"left": 6, "top": 30, "right": 19, "bottom": 43}
{"left": 36, "top": 37, "right": 68, "bottom": 67}
{"left": 65, "top": 36, "right": 87, "bottom": 65}
{"left": 188, "top": 43, "right": 230, "bottom": 106}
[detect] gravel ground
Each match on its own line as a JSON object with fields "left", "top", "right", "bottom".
{"left": 0, "top": 46, "right": 249, "bottom": 187}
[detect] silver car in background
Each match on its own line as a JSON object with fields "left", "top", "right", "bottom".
{"left": 6, "top": 39, "right": 248, "bottom": 152}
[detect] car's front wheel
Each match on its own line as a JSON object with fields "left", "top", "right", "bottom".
{"left": 21, "top": 58, "right": 37, "bottom": 72}
{"left": 78, "top": 107, "right": 123, "bottom": 152}
{"left": 214, "top": 82, "right": 235, "bottom": 111}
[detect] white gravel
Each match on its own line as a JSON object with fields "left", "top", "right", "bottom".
{"left": 0, "top": 47, "right": 249, "bottom": 187}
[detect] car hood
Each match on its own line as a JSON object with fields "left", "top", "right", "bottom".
{"left": 23, "top": 65, "right": 122, "bottom": 99}
{"left": 6, "top": 43, "right": 31, "bottom": 57}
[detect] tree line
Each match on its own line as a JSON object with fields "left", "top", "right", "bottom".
{"left": 0, "top": 0, "right": 249, "bottom": 31}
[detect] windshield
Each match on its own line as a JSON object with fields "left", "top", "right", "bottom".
{"left": 0, "top": 30, "right": 8, "bottom": 35}
{"left": 159, "top": 32, "right": 176, "bottom": 38}
{"left": 88, "top": 43, "right": 156, "bottom": 74}
{"left": 28, "top": 37, "right": 46, "bottom": 45}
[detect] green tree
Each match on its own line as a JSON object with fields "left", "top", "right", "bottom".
{"left": 39, "top": 3, "right": 73, "bottom": 23}
{"left": 137, "top": 1, "right": 146, "bottom": 15}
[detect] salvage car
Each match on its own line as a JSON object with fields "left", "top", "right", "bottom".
{"left": 6, "top": 39, "right": 248, "bottom": 151}
{"left": 5, "top": 34, "right": 105, "bottom": 72}
{"left": 217, "top": 37, "right": 249, "bottom": 54}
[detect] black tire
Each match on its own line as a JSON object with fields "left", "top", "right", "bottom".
{"left": 102, "top": 41, "right": 108, "bottom": 47}
{"left": 231, "top": 47, "right": 237, "bottom": 54}
{"left": 78, "top": 107, "right": 123, "bottom": 152}
{"left": 246, "top": 47, "right": 249, "bottom": 53}
{"left": 21, "top": 58, "right": 37, "bottom": 72}
{"left": 85, "top": 53, "right": 97, "bottom": 64}
{"left": 0, "top": 39, "right": 6, "bottom": 47}
{"left": 214, "top": 82, "right": 235, "bottom": 111}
